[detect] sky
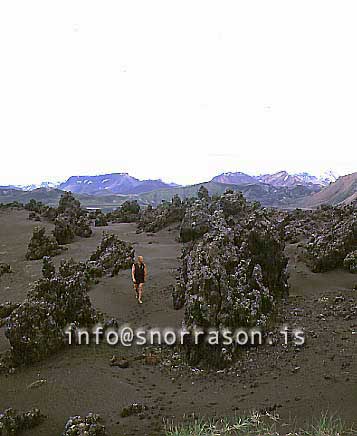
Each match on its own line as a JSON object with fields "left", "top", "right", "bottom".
{"left": 0, "top": 1, "right": 356, "bottom": 186}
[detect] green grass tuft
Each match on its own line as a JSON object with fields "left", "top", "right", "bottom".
{"left": 164, "top": 412, "right": 355, "bottom": 436}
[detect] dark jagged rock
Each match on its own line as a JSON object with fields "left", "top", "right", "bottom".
{"left": 42, "top": 256, "right": 55, "bottom": 279}
{"left": 53, "top": 215, "right": 92, "bottom": 243}
{"left": 41, "top": 206, "right": 57, "bottom": 221}
{"left": 138, "top": 196, "right": 186, "bottom": 233}
{"left": 4, "top": 228, "right": 133, "bottom": 367}
{"left": 57, "top": 191, "right": 81, "bottom": 215}
{"left": 179, "top": 200, "right": 212, "bottom": 243}
{"left": 179, "top": 190, "right": 251, "bottom": 243}
{"left": 344, "top": 250, "right": 357, "bottom": 273}
{"left": 280, "top": 203, "right": 357, "bottom": 273}
{"left": 120, "top": 403, "right": 148, "bottom": 418}
{"left": 0, "top": 302, "right": 20, "bottom": 319}
{"left": 5, "top": 265, "right": 97, "bottom": 365}
{"left": 26, "top": 227, "right": 61, "bottom": 260}
{"left": 110, "top": 356, "right": 129, "bottom": 368}
{"left": 89, "top": 233, "right": 134, "bottom": 277}
{"left": 88, "top": 209, "right": 102, "bottom": 219}
{"left": 4, "top": 228, "right": 134, "bottom": 367}
{"left": 94, "top": 213, "right": 108, "bottom": 227}
{"left": 6, "top": 302, "right": 63, "bottom": 365}
{"left": 28, "top": 211, "right": 41, "bottom": 221}
{"left": 107, "top": 200, "right": 141, "bottom": 223}
{"left": 25, "top": 199, "right": 45, "bottom": 214}
{"left": 57, "top": 257, "right": 104, "bottom": 286}
{"left": 0, "top": 263, "right": 12, "bottom": 277}
{"left": 197, "top": 185, "right": 210, "bottom": 201}
{"left": 53, "top": 216, "right": 75, "bottom": 244}
{"left": 58, "top": 258, "right": 87, "bottom": 278}
{"left": 62, "top": 413, "right": 106, "bottom": 436}
{"left": 172, "top": 283, "right": 185, "bottom": 310}
{"left": 84, "top": 261, "right": 104, "bottom": 282}
{"left": 75, "top": 215, "right": 92, "bottom": 238}
{"left": 175, "top": 191, "right": 288, "bottom": 367}
{"left": 26, "top": 200, "right": 59, "bottom": 222}
{"left": 0, "top": 201, "right": 24, "bottom": 210}
{"left": 53, "top": 192, "right": 92, "bottom": 244}
{"left": 217, "top": 189, "right": 250, "bottom": 220}
{"left": 303, "top": 204, "right": 356, "bottom": 272}
{"left": 0, "top": 302, "right": 20, "bottom": 327}
{"left": 0, "top": 408, "right": 45, "bottom": 435}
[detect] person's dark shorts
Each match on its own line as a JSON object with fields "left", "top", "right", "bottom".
{"left": 134, "top": 279, "right": 145, "bottom": 285}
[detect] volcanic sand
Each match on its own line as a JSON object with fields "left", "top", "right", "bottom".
{"left": 0, "top": 209, "right": 356, "bottom": 435}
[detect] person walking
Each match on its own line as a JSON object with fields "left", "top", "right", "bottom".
{"left": 132, "top": 255, "right": 147, "bottom": 304}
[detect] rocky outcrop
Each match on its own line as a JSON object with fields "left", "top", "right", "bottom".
{"left": 0, "top": 302, "right": 20, "bottom": 327}
{"left": 25, "top": 199, "right": 46, "bottom": 214}
{"left": 107, "top": 200, "right": 141, "bottom": 223}
{"left": 6, "top": 228, "right": 134, "bottom": 367}
{"left": 53, "top": 216, "right": 75, "bottom": 244}
{"left": 89, "top": 233, "right": 134, "bottom": 277}
{"left": 174, "top": 191, "right": 288, "bottom": 366}
{"left": 42, "top": 256, "right": 56, "bottom": 279}
{"left": 5, "top": 261, "right": 97, "bottom": 365}
{"left": 26, "top": 227, "right": 61, "bottom": 260}
{"left": 344, "top": 250, "right": 357, "bottom": 273}
{"left": 303, "top": 204, "right": 356, "bottom": 272}
{"left": 53, "top": 192, "right": 92, "bottom": 244}
{"left": 138, "top": 195, "right": 186, "bottom": 233}
{"left": 94, "top": 213, "right": 108, "bottom": 227}
{"left": 179, "top": 200, "right": 211, "bottom": 243}
{"left": 0, "top": 408, "right": 45, "bottom": 434}
{"left": 28, "top": 211, "right": 41, "bottom": 221}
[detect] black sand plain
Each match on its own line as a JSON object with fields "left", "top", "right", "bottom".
{"left": 1, "top": 209, "right": 356, "bottom": 435}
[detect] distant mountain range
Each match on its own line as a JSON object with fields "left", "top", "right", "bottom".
{"left": 57, "top": 173, "right": 179, "bottom": 195}
{"left": 212, "top": 170, "right": 339, "bottom": 188}
{"left": 0, "top": 170, "right": 354, "bottom": 209}
{"left": 0, "top": 182, "right": 317, "bottom": 210}
{"left": 4, "top": 170, "right": 340, "bottom": 196}
{"left": 0, "top": 181, "right": 62, "bottom": 191}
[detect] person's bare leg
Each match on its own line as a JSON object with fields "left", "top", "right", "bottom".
{"left": 138, "top": 283, "right": 143, "bottom": 304}
{"left": 134, "top": 283, "right": 138, "bottom": 299}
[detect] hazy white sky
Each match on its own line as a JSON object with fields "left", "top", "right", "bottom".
{"left": 0, "top": 1, "right": 356, "bottom": 185}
